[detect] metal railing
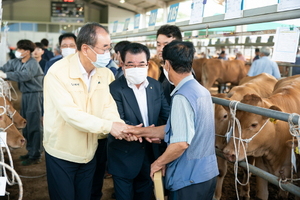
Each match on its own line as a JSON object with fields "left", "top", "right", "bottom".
{"left": 212, "top": 96, "right": 300, "bottom": 197}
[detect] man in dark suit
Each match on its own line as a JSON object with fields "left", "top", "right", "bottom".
{"left": 108, "top": 43, "right": 170, "bottom": 200}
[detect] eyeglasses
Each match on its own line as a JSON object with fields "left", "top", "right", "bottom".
{"left": 61, "top": 44, "right": 76, "bottom": 48}
{"left": 124, "top": 64, "right": 148, "bottom": 68}
{"left": 93, "top": 46, "right": 112, "bottom": 54}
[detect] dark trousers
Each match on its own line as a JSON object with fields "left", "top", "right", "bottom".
{"left": 21, "top": 92, "right": 43, "bottom": 159}
{"left": 45, "top": 151, "right": 96, "bottom": 200}
{"left": 90, "top": 139, "right": 108, "bottom": 200}
{"left": 112, "top": 154, "right": 153, "bottom": 200}
{"left": 169, "top": 176, "right": 217, "bottom": 200}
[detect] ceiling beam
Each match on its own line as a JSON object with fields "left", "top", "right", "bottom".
{"left": 143, "top": 0, "right": 166, "bottom": 8}
{"left": 2, "top": 0, "right": 25, "bottom": 5}
{"left": 94, "top": 0, "right": 145, "bottom": 13}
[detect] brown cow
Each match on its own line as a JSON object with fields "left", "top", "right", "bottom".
{"left": 0, "top": 107, "right": 25, "bottom": 148}
{"left": 0, "top": 96, "right": 26, "bottom": 129}
{"left": 213, "top": 73, "right": 277, "bottom": 200}
{"left": 192, "top": 58, "right": 206, "bottom": 83}
{"left": 223, "top": 75, "right": 300, "bottom": 199}
{"left": 202, "top": 59, "right": 249, "bottom": 92}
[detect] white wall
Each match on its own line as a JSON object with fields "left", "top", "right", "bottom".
{"left": 6, "top": 31, "right": 61, "bottom": 50}
{"left": 108, "top": 6, "right": 135, "bottom": 32}
{"left": 3, "top": 0, "right": 51, "bottom": 21}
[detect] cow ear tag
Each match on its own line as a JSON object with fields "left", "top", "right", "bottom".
{"left": 295, "top": 147, "right": 300, "bottom": 155}
{"left": 269, "top": 118, "right": 277, "bottom": 124}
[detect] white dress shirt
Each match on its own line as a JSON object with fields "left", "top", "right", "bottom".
{"left": 127, "top": 79, "right": 149, "bottom": 127}
{"left": 78, "top": 58, "right": 96, "bottom": 91}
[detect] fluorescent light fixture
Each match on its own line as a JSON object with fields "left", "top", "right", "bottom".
{"left": 120, "top": 0, "right": 125, "bottom": 3}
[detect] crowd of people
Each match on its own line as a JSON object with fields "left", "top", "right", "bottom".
{"left": 1, "top": 21, "right": 299, "bottom": 200}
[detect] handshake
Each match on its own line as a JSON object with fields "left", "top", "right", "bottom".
{"left": 110, "top": 122, "right": 165, "bottom": 143}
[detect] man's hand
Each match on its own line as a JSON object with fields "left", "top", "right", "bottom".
{"left": 0, "top": 71, "right": 7, "bottom": 79}
{"left": 123, "top": 125, "right": 166, "bottom": 139}
{"left": 145, "top": 137, "right": 161, "bottom": 143}
{"left": 150, "top": 160, "right": 166, "bottom": 180}
{"left": 110, "top": 122, "right": 134, "bottom": 140}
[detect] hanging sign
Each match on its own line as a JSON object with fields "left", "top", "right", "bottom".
{"left": 148, "top": 9, "right": 158, "bottom": 27}
{"left": 113, "top": 21, "right": 118, "bottom": 33}
{"left": 189, "top": 0, "right": 205, "bottom": 25}
{"left": 224, "top": 0, "right": 244, "bottom": 20}
{"left": 272, "top": 27, "right": 300, "bottom": 62}
{"left": 123, "top": 18, "right": 130, "bottom": 31}
{"left": 134, "top": 14, "right": 140, "bottom": 29}
{"left": 278, "top": 0, "right": 300, "bottom": 12}
{"left": 167, "top": 3, "right": 179, "bottom": 23}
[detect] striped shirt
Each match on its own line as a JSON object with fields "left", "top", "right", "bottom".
{"left": 170, "top": 75, "right": 195, "bottom": 144}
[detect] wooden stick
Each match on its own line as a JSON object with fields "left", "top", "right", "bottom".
{"left": 153, "top": 170, "right": 164, "bottom": 200}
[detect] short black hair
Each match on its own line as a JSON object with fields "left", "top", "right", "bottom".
{"left": 220, "top": 51, "right": 225, "bottom": 54}
{"left": 162, "top": 41, "right": 195, "bottom": 74}
{"left": 255, "top": 48, "right": 260, "bottom": 53}
{"left": 59, "top": 33, "right": 77, "bottom": 46}
{"left": 34, "top": 42, "right": 44, "bottom": 49}
{"left": 41, "top": 38, "right": 49, "bottom": 47}
{"left": 121, "top": 43, "right": 150, "bottom": 63}
{"left": 17, "top": 40, "right": 36, "bottom": 53}
{"left": 156, "top": 25, "right": 182, "bottom": 41}
{"left": 114, "top": 41, "right": 131, "bottom": 54}
{"left": 76, "top": 22, "right": 109, "bottom": 51}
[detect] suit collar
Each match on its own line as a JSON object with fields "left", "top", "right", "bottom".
{"left": 120, "top": 76, "right": 144, "bottom": 124}
{"left": 145, "top": 80, "right": 154, "bottom": 125}
{"left": 121, "top": 76, "right": 155, "bottom": 126}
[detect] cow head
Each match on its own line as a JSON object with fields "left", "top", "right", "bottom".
{"left": 0, "top": 97, "right": 26, "bottom": 129}
{"left": 213, "top": 93, "right": 231, "bottom": 150}
{"left": 223, "top": 94, "right": 279, "bottom": 162}
{"left": 0, "top": 108, "right": 25, "bottom": 148}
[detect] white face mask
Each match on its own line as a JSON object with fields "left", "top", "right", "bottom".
{"left": 61, "top": 48, "right": 76, "bottom": 57}
{"left": 88, "top": 46, "right": 111, "bottom": 68}
{"left": 15, "top": 51, "right": 24, "bottom": 59}
{"left": 114, "top": 59, "right": 120, "bottom": 66}
{"left": 163, "top": 68, "right": 174, "bottom": 85}
{"left": 125, "top": 68, "right": 148, "bottom": 85}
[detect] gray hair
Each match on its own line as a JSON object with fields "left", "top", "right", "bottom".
{"left": 260, "top": 47, "right": 271, "bottom": 56}
{"left": 76, "top": 22, "right": 109, "bottom": 51}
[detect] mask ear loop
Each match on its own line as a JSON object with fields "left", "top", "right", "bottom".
{"left": 85, "top": 45, "right": 96, "bottom": 63}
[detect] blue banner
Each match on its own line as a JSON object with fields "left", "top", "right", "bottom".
{"left": 123, "top": 18, "right": 130, "bottom": 31}
{"left": 148, "top": 9, "right": 158, "bottom": 27}
{"left": 134, "top": 14, "right": 140, "bottom": 29}
{"left": 167, "top": 3, "right": 179, "bottom": 23}
{"left": 113, "top": 21, "right": 118, "bottom": 33}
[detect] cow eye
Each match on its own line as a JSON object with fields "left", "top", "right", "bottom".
{"left": 250, "top": 123, "right": 258, "bottom": 128}
{"left": 223, "top": 114, "right": 228, "bottom": 119}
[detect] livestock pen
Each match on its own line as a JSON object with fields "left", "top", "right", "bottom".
{"left": 213, "top": 96, "right": 300, "bottom": 199}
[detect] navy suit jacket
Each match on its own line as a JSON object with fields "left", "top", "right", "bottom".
{"left": 108, "top": 75, "right": 170, "bottom": 179}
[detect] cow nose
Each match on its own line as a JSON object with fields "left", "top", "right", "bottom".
{"left": 223, "top": 148, "right": 236, "bottom": 162}
{"left": 20, "top": 138, "right": 26, "bottom": 146}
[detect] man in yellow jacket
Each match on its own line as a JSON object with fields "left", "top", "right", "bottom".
{"left": 43, "top": 22, "right": 130, "bottom": 200}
